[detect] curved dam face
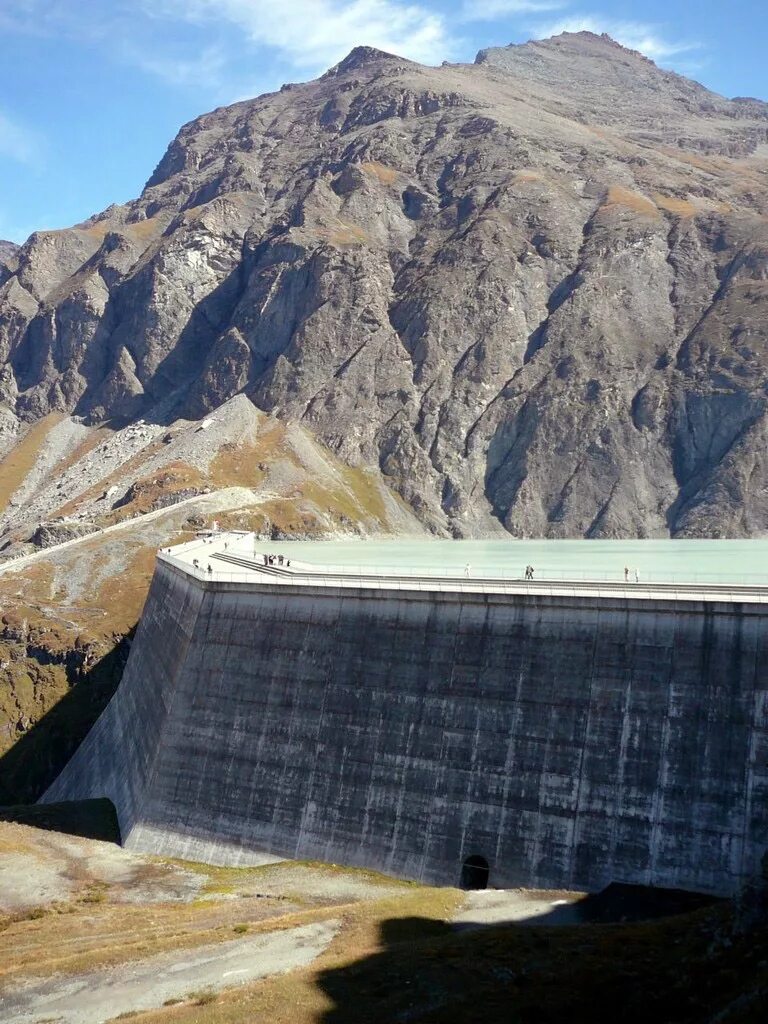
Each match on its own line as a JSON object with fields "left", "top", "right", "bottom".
{"left": 43, "top": 555, "right": 768, "bottom": 895}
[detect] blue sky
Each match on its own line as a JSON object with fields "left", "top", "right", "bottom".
{"left": 1, "top": 0, "right": 766, "bottom": 245}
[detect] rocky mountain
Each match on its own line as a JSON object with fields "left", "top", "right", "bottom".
{"left": 0, "top": 242, "right": 18, "bottom": 293}
{"left": 1, "top": 31, "right": 768, "bottom": 539}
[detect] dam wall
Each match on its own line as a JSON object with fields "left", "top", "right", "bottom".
{"left": 44, "top": 558, "right": 768, "bottom": 895}
{"left": 43, "top": 564, "right": 208, "bottom": 839}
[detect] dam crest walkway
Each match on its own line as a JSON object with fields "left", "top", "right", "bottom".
{"left": 160, "top": 532, "right": 768, "bottom": 605}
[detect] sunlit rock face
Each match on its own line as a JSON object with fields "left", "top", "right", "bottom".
{"left": 2, "top": 33, "right": 768, "bottom": 538}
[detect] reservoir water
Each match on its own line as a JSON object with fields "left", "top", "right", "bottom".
{"left": 252, "top": 537, "right": 768, "bottom": 585}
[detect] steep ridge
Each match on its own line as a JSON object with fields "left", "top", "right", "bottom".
{"left": 1, "top": 33, "right": 767, "bottom": 538}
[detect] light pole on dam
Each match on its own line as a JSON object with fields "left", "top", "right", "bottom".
{"left": 41, "top": 534, "right": 768, "bottom": 896}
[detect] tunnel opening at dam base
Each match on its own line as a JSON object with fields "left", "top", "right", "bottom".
{"left": 461, "top": 855, "right": 490, "bottom": 890}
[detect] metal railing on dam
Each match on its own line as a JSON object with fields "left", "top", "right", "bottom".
{"left": 42, "top": 534, "right": 768, "bottom": 897}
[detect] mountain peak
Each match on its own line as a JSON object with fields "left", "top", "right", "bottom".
{"left": 473, "top": 31, "right": 740, "bottom": 128}
{"left": 2, "top": 26, "right": 768, "bottom": 546}
{"left": 476, "top": 31, "right": 655, "bottom": 69}
{"left": 540, "top": 30, "right": 656, "bottom": 63}
{"left": 323, "top": 46, "right": 408, "bottom": 78}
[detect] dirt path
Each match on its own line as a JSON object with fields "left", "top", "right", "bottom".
{"left": 0, "top": 492, "right": 218, "bottom": 577}
{"left": 0, "top": 919, "right": 340, "bottom": 1024}
{"left": 452, "top": 889, "right": 584, "bottom": 929}
{"left": 0, "top": 824, "right": 206, "bottom": 912}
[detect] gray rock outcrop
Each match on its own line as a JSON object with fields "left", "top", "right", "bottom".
{"left": 31, "top": 521, "right": 99, "bottom": 548}
{"left": 1, "top": 32, "right": 768, "bottom": 537}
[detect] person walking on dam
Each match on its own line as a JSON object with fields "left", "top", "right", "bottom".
{"left": 465, "top": 563, "right": 471, "bottom": 577}
{"left": 624, "top": 566, "right": 629, "bottom": 582}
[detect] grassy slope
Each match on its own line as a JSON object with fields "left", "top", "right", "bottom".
{"left": 0, "top": 410, "right": 416, "bottom": 803}
{"left": 114, "top": 892, "right": 768, "bottom": 1024}
{"left": 2, "top": 817, "right": 763, "bottom": 1024}
{"left": 0, "top": 413, "right": 65, "bottom": 514}
{"left": 0, "top": 810, "right": 765, "bottom": 1024}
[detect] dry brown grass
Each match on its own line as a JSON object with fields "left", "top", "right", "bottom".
{"left": 338, "top": 464, "right": 390, "bottom": 522}
{"left": 659, "top": 146, "right": 727, "bottom": 174}
{"left": 315, "top": 220, "right": 371, "bottom": 248}
{"left": 257, "top": 497, "right": 324, "bottom": 534}
{"left": 0, "top": 521, "right": 180, "bottom": 646}
{"left": 99, "top": 463, "right": 209, "bottom": 526}
{"left": 603, "top": 186, "right": 660, "bottom": 218}
{"left": 94, "top": 897, "right": 768, "bottom": 1024}
{"left": 0, "top": 889, "right": 300, "bottom": 984}
{"left": 79, "top": 222, "right": 112, "bottom": 241}
{"left": 210, "top": 446, "right": 271, "bottom": 489}
{"left": 0, "top": 828, "right": 458, "bottom": 996}
{"left": 125, "top": 217, "right": 164, "bottom": 242}
{"left": 0, "top": 413, "right": 66, "bottom": 514}
{"left": 100, "top": 888, "right": 461, "bottom": 1024}
{"left": 360, "top": 161, "right": 399, "bottom": 186}
{"left": 85, "top": 543, "right": 159, "bottom": 635}
{"left": 0, "top": 561, "right": 59, "bottom": 627}
{"left": 208, "top": 417, "right": 306, "bottom": 489}
{"left": 654, "top": 193, "right": 698, "bottom": 217}
{"left": 296, "top": 468, "right": 387, "bottom": 528}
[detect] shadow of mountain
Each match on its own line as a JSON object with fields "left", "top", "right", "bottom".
{"left": 0, "top": 632, "right": 132, "bottom": 806}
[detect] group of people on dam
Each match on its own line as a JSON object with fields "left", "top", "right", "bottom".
{"left": 263, "top": 553, "right": 291, "bottom": 568}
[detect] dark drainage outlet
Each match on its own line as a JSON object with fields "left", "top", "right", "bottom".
{"left": 461, "top": 855, "right": 490, "bottom": 890}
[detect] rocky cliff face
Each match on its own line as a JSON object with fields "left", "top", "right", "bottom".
{"left": 1, "top": 32, "right": 768, "bottom": 538}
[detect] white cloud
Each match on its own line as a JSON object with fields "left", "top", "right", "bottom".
{"left": 461, "top": 0, "right": 566, "bottom": 21}
{"left": 0, "top": 110, "right": 42, "bottom": 167}
{"left": 148, "top": 0, "right": 453, "bottom": 71}
{"left": 122, "top": 44, "right": 228, "bottom": 88}
{"left": 532, "top": 15, "right": 700, "bottom": 62}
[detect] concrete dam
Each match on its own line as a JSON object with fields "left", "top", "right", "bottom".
{"left": 44, "top": 536, "right": 768, "bottom": 896}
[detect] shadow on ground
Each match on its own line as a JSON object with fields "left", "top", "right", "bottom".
{"left": 0, "top": 798, "right": 120, "bottom": 843}
{"left": 0, "top": 633, "right": 131, "bottom": 810}
{"left": 316, "top": 895, "right": 768, "bottom": 1024}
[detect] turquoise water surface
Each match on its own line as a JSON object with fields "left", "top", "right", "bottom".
{"left": 251, "top": 538, "right": 768, "bottom": 586}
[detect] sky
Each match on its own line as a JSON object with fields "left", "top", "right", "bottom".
{"left": 0, "top": 0, "right": 766, "bottom": 245}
